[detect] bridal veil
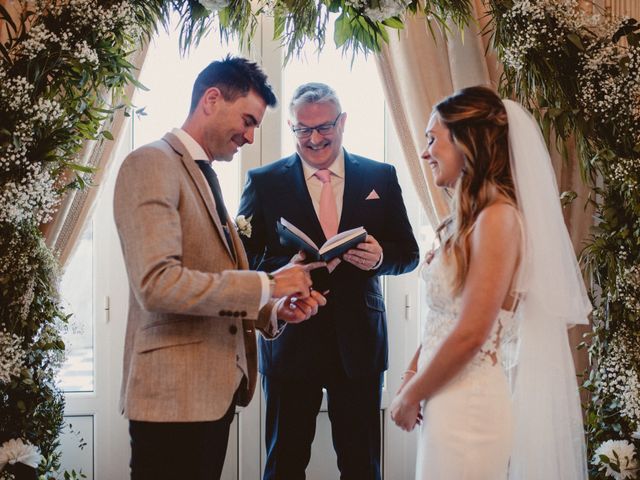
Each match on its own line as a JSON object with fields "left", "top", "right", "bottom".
{"left": 503, "top": 99, "right": 591, "bottom": 479}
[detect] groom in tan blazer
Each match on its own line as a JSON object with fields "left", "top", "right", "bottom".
{"left": 114, "top": 56, "right": 326, "bottom": 480}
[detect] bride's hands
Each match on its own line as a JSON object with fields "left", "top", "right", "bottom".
{"left": 390, "top": 392, "right": 422, "bottom": 432}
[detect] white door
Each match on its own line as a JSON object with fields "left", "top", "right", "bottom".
{"left": 252, "top": 16, "right": 431, "bottom": 479}
{"left": 57, "top": 14, "right": 431, "bottom": 479}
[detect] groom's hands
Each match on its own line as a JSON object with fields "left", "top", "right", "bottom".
{"left": 276, "top": 290, "right": 327, "bottom": 324}
{"left": 270, "top": 261, "right": 328, "bottom": 324}
{"left": 270, "top": 261, "right": 325, "bottom": 299}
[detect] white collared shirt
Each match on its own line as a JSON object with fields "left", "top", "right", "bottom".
{"left": 300, "top": 148, "right": 346, "bottom": 221}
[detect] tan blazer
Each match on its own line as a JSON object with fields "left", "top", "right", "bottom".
{"left": 114, "top": 132, "right": 274, "bottom": 422}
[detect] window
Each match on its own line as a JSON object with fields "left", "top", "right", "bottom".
{"left": 133, "top": 18, "right": 241, "bottom": 213}
{"left": 59, "top": 224, "right": 94, "bottom": 392}
{"left": 279, "top": 16, "right": 385, "bottom": 160}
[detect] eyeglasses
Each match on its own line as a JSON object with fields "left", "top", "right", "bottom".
{"left": 291, "top": 113, "right": 343, "bottom": 138}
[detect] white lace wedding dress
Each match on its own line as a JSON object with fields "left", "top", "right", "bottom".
{"left": 416, "top": 251, "right": 518, "bottom": 480}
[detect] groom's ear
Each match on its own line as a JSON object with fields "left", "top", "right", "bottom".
{"left": 201, "top": 87, "right": 222, "bottom": 113}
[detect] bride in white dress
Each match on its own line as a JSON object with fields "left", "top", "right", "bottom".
{"left": 390, "top": 86, "right": 591, "bottom": 479}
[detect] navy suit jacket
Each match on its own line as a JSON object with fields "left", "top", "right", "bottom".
{"left": 238, "top": 151, "right": 419, "bottom": 379}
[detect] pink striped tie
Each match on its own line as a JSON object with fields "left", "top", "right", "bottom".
{"left": 315, "top": 169, "right": 339, "bottom": 239}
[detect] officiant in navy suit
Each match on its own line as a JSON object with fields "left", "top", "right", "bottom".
{"left": 238, "top": 82, "right": 419, "bottom": 480}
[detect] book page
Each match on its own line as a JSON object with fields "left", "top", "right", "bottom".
{"left": 320, "top": 226, "right": 366, "bottom": 254}
{"left": 280, "top": 217, "right": 319, "bottom": 251}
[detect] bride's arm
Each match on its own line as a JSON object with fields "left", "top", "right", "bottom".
{"left": 390, "top": 203, "right": 520, "bottom": 431}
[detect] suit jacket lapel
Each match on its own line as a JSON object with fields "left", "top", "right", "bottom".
{"left": 162, "top": 132, "right": 235, "bottom": 263}
{"left": 229, "top": 225, "right": 248, "bottom": 269}
{"left": 339, "top": 150, "right": 366, "bottom": 231}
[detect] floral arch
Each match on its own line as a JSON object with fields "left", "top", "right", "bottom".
{"left": 0, "top": 0, "right": 638, "bottom": 478}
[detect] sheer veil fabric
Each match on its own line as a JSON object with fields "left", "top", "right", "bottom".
{"left": 503, "top": 99, "right": 591, "bottom": 479}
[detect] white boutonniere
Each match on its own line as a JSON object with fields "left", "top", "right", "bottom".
{"left": 0, "top": 438, "right": 42, "bottom": 472}
{"left": 235, "top": 215, "right": 253, "bottom": 238}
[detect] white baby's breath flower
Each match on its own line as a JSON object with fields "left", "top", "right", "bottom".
{"left": 0, "top": 438, "right": 41, "bottom": 472}
{"left": 592, "top": 439, "right": 639, "bottom": 479}
{"left": 597, "top": 332, "right": 640, "bottom": 423}
{"left": 74, "top": 40, "right": 99, "bottom": 66}
{"left": 0, "top": 330, "right": 26, "bottom": 385}
{"left": 0, "top": 164, "right": 60, "bottom": 225}
{"left": 364, "top": 0, "right": 406, "bottom": 22}
{"left": 199, "top": 0, "right": 229, "bottom": 12}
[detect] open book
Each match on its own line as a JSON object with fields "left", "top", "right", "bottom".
{"left": 277, "top": 217, "right": 367, "bottom": 262}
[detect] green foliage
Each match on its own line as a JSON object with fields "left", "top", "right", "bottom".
{"left": 485, "top": 1, "right": 640, "bottom": 476}
{"left": 0, "top": 0, "right": 186, "bottom": 476}
{"left": 0, "top": 223, "right": 67, "bottom": 473}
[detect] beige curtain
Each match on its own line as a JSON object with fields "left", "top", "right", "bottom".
{"left": 375, "top": 1, "right": 499, "bottom": 228}
{"left": 375, "top": 0, "right": 599, "bottom": 373}
{"left": 0, "top": 0, "right": 20, "bottom": 44}
{"left": 591, "top": 0, "right": 640, "bottom": 18}
{"left": 41, "top": 45, "right": 149, "bottom": 267}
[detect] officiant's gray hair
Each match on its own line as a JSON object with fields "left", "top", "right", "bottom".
{"left": 289, "top": 82, "right": 342, "bottom": 115}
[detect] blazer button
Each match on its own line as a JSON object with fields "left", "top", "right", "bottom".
{"left": 233, "top": 311, "right": 240, "bottom": 318}
{"left": 229, "top": 325, "right": 238, "bottom": 335}
{"left": 226, "top": 310, "right": 233, "bottom": 317}
{"left": 240, "top": 311, "right": 247, "bottom": 318}
{"left": 219, "top": 310, "right": 226, "bottom": 317}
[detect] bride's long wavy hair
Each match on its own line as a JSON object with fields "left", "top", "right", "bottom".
{"left": 434, "top": 86, "right": 517, "bottom": 294}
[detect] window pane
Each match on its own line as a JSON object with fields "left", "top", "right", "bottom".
{"left": 281, "top": 16, "right": 385, "bottom": 161}
{"left": 59, "top": 224, "right": 94, "bottom": 392}
{"left": 59, "top": 415, "right": 94, "bottom": 479}
{"left": 133, "top": 15, "right": 242, "bottom": 213}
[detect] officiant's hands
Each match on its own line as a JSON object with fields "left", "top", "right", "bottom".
{"left": 343, "top": 234, "right": 382, "bottom": 270}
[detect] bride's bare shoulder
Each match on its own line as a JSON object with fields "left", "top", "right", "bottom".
{"left": 474, "top": 201, "right": 521, "bottom": 242}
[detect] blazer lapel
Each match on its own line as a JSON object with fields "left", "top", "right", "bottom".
{"left": 229, "top": 224, "right": 248, "bottom": 269}
{"left": 162, "top": 133, "right": 235, "bottom": 262}
{"left": 339, "top": 150, "right": 367, "bottom": 231}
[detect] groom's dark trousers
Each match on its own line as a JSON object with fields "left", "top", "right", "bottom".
{"left": 129, "top": 394, "right": 236, "bottom": 480}
{"left": 238, "top": 151, "right": 419, "bottom": 479}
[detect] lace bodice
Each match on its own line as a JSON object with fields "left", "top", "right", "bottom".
{"left": 418, "top": 250, "right": 518, "bottom": 378}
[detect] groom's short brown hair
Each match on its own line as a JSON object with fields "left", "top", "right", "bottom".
{"left": 189, "top": 55, "right": 277, "bottom": 113}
